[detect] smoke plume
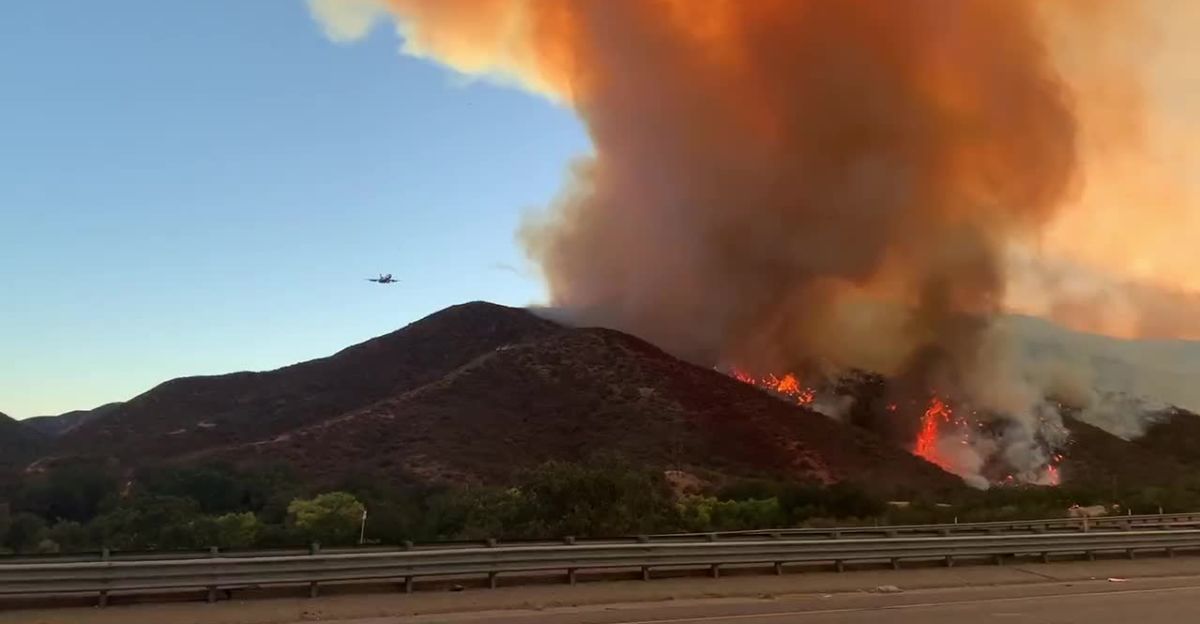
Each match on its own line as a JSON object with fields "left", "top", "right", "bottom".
{"left": 309, "top": 0, "right": 1196, "bottom": 484}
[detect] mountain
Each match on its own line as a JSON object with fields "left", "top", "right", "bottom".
{"left": 194, "top": 324, "right": 960, "bottom": 492}
{"left": 30, "top": 302, "right": 959, "bottom": 494}
{"left": 55, "top": 302, "right": 562, "bottom": 462}
{"left": 0, "top": 412, "right": 46, "bottom": 473}
{"left": 24, "top": 402, "right": 123, "bottom": 437}
{"left": 1056, "top": 414, "right": 1191, "bottom": 490}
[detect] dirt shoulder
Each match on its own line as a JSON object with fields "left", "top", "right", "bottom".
{"left": 8, "top": 557, "right": 1200, "bottom": 624}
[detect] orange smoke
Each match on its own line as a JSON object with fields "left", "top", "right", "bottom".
{"left": 337, "top": 1, "right": 1075, "bottom": 381}
{"left": 308, "top": 0, "right": 1196, "bottom": 483}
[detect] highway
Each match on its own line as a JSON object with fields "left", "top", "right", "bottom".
{"left": 7, "top": 557, "right": 1200, "bottom": 623}
{"left": 400, "top": 579, "right": 1200, "bottom": 623}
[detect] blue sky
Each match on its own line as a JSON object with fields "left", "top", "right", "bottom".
{"left": 0, "top": 1, "right": 589, "bottom": 418}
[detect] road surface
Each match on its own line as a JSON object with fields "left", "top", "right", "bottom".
{"left": 7, "top": 557, "right": 1200, "bottom": 623}
{"left": 401, "top": 579, "right": 1200, "bottom": 623}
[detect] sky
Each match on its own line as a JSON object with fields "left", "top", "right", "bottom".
{"left": 0, "top": 1, "right": 589, "bottom": 418}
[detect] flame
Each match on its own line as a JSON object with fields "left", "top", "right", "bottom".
{"left": 730, "top": 369, "right": 816, "bottom": 406}
{"left": 915, "top": 396, "right": 953, "bottom": 467}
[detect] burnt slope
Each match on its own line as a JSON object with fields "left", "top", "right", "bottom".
{"left": 1057, "top": 414, "right": 1188, "bottom": 489}
{"left": 1132, "top": 408, "right": 1200, "bottom": 468}
{"left": 56, "top": 302, "right": 562, "bottom": 461}
{"left": 204, "top": 326, "right": 962, "bottom": 494}
{"left": 0, "top": 412, "right": 46, "bottom": 471}
{"left": 24, "top": 402, "right": 123, "bottom": 437}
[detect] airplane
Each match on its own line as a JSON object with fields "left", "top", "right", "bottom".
{"left": 366, "top": 273, "right": 399, "bottom": 284}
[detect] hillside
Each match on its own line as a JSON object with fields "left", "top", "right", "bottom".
{"left": 1131, "top": 408, "right": 1200, "bottom": 468}
{"left": 22, "top": 300, "right": 1196, "bottom": 496}
{"left": 22, "top": 302, "right": 961, "bottom": 495}
{"left": 54, "top": 302, "right": 562, "bottom": 461}
{"left": 0, "top": 412, "right": 46, "bottom": 473}
{"left": 24, "top": 402, "right": 123, "bottom": 437}
{"left": 1056, "top": 413, "right": 1192, "bottom": 490}
{"left": 196, "top": 325, "right": 961, "bottom": 493}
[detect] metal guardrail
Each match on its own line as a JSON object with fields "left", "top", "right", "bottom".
{"left": 3, "top": 525, "right": 1200, "bottom": 607}
{"left": 7, "top": 512, "right": 1199, "bottom": 565}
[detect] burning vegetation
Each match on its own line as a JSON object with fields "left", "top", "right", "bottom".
{"left": 309, "top": 1, "right": 1178, "bottom": 489}
{"left": 726, "top": 367, "right": 1066, "bottom": 488}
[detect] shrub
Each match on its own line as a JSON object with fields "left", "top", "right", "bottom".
{"left": 287, "top": 492, "right": 365, "bottom": 546}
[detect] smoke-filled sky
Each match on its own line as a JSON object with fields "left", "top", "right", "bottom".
{"left": 3, "top": 1, "right": 1198, "bottom": 419}
{"left": 310, "top": 0, "right": 1200, "bottom": 350}
{"left": 304, "top": 0, "right": 1200, "bottom": 474}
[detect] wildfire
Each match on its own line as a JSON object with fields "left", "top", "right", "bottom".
{"left": 730, "top": 369, "right": 1068, "bottom": 488}
{"left": 729, "top": 369, "right": 816, "bottom": 406}
{"left": 915, "top": 396, "right": 953, "bottom": 467}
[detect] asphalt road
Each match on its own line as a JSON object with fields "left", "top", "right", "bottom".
{"left": 402, "top": 578, "right": 1200, "bottom": 623}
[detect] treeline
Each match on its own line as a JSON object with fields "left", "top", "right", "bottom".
{"left": 0, "top": 459, "right": 1192, "bottom": 555}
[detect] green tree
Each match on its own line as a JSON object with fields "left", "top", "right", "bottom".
{"left": 287, "top": 492, "right": 365, "bottom": 546}
{"left": 46, "top": 520, "right": 90, "bottom": 553}
{"left": 5, "top": 512, "right": 47, "bottom": 553}
{"left": 511, "top": 461, "right": 677, "bottom": 537}
{"left": 91, "top": 495, "right": 204, "bottom": 550}
{"left": 18, "top": 463, "right": 119, "bottom": 523}
{"left": 211, "top": 512, "right": 261, "bottom": 549}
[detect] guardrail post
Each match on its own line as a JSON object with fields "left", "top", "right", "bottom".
{"left": 99, "top": 547, "right": 111, "bottom": 608}
{"left": 636, "top": 534, "right": 651, "bottom": 580}
{"left": 1168, "top": 547, "right": 1176, "bottom": 559}
{"left": 835, "top": 560, "right": 845, "bottom": 573}
{"left": 1086, "top": 550, "right": 1096, "bottom": 561}
{"left": 993, "top": 554, "right": 1004, "bottom": 566}
{"left": 945, "top": 555, "right": 954, "bottom": 568}
{"left": 1040, "top": 552, "right": 1050, "bottom": 564}
{"left": 563, "top": 537, "right": 577, "bottom": 585}
{"left": 774, "top": 561, "right": 783, "bottom": 575}
{"left": 1127, "top": 548, "right": 1136, "bottom": 560}
{"left": 207, "top": 546, "right": 220, "bottom": 603}
{"left": 709, "top": 564, "right": 720, "bottom": 579}
{"left": 890, "top": 557, "right": 901, "bottom": 570}
{"left": 488, "top": 572, "right": 499, "bottom": 589}
{"left": 308, "top": 542, "right": 321, "bottom": 598}
{"left": 401, "top": 540, "right": 416, "bottom": 593}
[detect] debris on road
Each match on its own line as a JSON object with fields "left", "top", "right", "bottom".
{"left": 875, "top": 585, "right": 904, "bottom": 593}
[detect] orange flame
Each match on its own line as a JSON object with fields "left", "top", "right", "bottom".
{"left": 915, "top": 396, "right": 952, "bottom": 467}
{"left": 730, "top": 369, "right": 816, "bottom": 406}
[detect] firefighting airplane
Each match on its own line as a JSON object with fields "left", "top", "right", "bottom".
{"left": 366, "top": 273, "right": 399, "bottom": 284}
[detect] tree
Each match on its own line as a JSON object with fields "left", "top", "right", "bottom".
{"left": 287, "top": 492, "right": 365, "bottom": 546}
{"left": 511, "top": 461, "right": 677, "bottom": 537}
{"left": 46, "top": 520, "right": 90, "bottom": 553}
{"left": 91, "top": 495, "right": 204, "bottom": 550}
{"left": 5, "top": 512, "right": 47, "bottom": 553}
{"left": 211, "top": 512, "right": 261, "bottom": 549}
{"left": 17, "top": 463, "right": 118, "bottom": 523}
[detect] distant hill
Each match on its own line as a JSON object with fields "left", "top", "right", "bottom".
{"left": 195, "top": 324, "right": 960, "bottom": 492}
{"left": 24, "top": 403, "right": 123, "bottom": 437}
{"left": 0, "top": 412, "right": 46, "bottom": 475}
{"left": 28, "top": 302, "right": 959, "bottom": 495}
{"left": 25, "top": 300, "right": 1197, "bottom": 496}
{"left": 55, "top": 302, "right": 562, "bottom": 462}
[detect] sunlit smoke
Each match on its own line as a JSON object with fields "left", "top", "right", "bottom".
{"left": 308, "top": 0, "right": 1200, "bottom": 485}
